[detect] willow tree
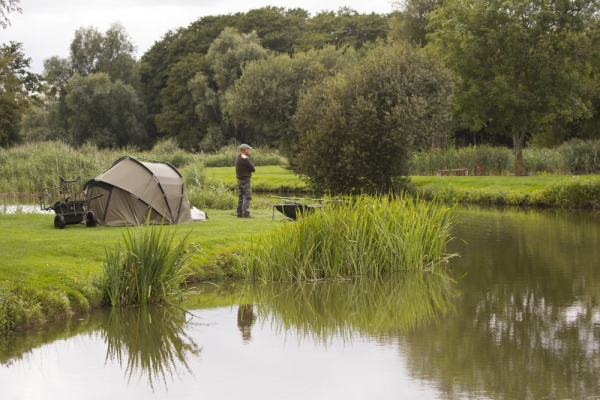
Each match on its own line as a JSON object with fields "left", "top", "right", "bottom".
{"left": 427, "top": 0, "right": 599, "bottom": 175}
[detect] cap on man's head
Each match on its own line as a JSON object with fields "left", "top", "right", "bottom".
{"left": 239, "top": 144, "right": 252, "bottom": 150}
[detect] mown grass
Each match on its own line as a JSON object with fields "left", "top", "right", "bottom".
{"left": 0, "top": 209, "right": 287, "bottom": 333}
{"left": 206, "top": 165, "right": 308, "bottom": 193}
{"left": 411, "top": 175, "right": 600, "bottom": 208}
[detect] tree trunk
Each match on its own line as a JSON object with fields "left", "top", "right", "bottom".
{"left": 513, "top": 131, "right": 527, "bottom": 176}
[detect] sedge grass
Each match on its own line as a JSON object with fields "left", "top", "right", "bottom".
{"left": 233, "top": 195, "right": 457, "bottom": 281}
{"left": 103, "top": 224, "right": 197, "bottom": 306}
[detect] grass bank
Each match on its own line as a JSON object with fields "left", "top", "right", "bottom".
{"left": 411, "top": 175, "right": 600, "bottom": 209}
{"left": 0, "top": 209, "right": 285, "bottom": 333}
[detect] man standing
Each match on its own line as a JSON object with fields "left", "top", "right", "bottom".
{"left": 235, "top": 144, "right": 255, "bottom": 218}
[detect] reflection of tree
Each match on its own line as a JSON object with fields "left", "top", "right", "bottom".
{"left": 402, "top": 207, "right": 600, "bottom": 399}
{"left": 245, "top": 273, "right": 456, "bottom": 344}
{"left": 237, "top": 304, "right": 255, "bottom": 342}
{"left": 101, "top": 306, "right": 202, "bottom": 391}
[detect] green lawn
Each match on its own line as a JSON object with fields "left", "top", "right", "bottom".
{"left": 0, "top": 209, "right": 288, "bottom": 306}
{"left": 208, "top": 165, "right": 600, "bottom": 195}
{"left": 410, "top": 174, "right": 600, "bottom": 192}
{"left": 206, "top": 165, "right": 308, "bottom": 192}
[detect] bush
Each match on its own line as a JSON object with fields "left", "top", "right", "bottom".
{"left": 293, "top": 43, "right": 454, "bottom": 194}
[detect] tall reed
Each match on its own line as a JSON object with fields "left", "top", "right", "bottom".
{"left": 233, "top": 196, "right": 457, "bottom": 281}
{"left": 410, "top": 145, "right": 513, "bottom": 176}
{"left": 103, "top": 224, "right": 196, "bottom": 306}
{"left": 410, "top": 140, "right": 600, "bottom": 176}
{"left": 0, "top": 141, "right": 284, "bottom": 196}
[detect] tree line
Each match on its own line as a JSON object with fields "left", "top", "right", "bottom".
{"left": 1, "top": 1, "right": 599, "bottom": 192}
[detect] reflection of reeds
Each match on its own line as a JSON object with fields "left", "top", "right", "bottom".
{"left": 235, "top": 195, "right": 457, "bottom": 281}
{"left": 103, "top": 224, "right": 195, "bottom": 306}
{"left": 102, "top": 306, "right": 201, "bottom": 390}
{"left": 244, "top": 274, "right": 456, "bottom": 344}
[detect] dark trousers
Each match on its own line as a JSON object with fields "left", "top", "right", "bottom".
{"left": 237, "top": 178, "right": 252, "bottom": 216}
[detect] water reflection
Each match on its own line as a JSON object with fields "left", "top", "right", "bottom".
{"left": 237, "top": 304, "right": 256, "bottom": 342}
{"left": 241, "top": 273, "right": 456, "bottom": 344}
{"left": 402, "top": 207, "right": 600, "bottom": 400}
{"left": 101, "top": 306, "right": 202, "bottom": 390}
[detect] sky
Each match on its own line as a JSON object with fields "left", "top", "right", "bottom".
{"left": 1, "top": 0, "right": 397, "bottom": 73}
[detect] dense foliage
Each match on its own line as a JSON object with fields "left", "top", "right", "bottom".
{"left": 427, "top": 0, "right": 600, "bottom": 174}
{"left": 1, "top": 3, "right": 599, "bottom": 195}
{"left": 292, "top": 43, "right": 454, "bottom": 194}
{"left": 0, "top": 42, "right": 43, "bottom": 146}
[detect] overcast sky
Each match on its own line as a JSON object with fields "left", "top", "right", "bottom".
{"left": 2, "top": 0, "right": 397, "bottom": 73}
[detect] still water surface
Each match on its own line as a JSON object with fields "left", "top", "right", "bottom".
{"left": 1, "top": 207, "right": 599, "bottom": 399}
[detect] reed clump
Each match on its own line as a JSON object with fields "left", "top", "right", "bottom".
{"left": 233, "top": 195, "right": 457, "bottom": 281}
{"left": 410, "top": 145, "right": 513, "bottom": 176}
{"left": 103, "top": 224, "right": 196, "bottom": 306}
{"left": 410, "top": 139, "right": 600, "bottom": 176}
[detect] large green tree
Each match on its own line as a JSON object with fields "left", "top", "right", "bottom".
{"left": 139, "top": 8, "right": 391, "bottom": 146}
{"left": 427, "top": 0, "right": 600, "bottom": 175}
{"left": 297, "top": 7, "right": 390, "bottom": 51}
{"left": 293, "top": 43, "right": 454, "bottom": 194}
{"left": 64, "top": 73, "right": 146, "bottom": 148}
{"left": 0, "top": 42, "right": 43, "bottom": 146}
{"left": 388, "top": 0, "right": 442, "bottom": 46}
{"left": 223, "top": 46, "right": 358, "bottom": 150}
{"left": 32, "top": 24, "right": 145, "bottom": 146}
{"left": 176, "top": 28, "right": 267, "bottom": 150}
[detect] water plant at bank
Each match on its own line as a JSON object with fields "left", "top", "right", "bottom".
{"left": 233, "top": 195, "right": 457, "bottom": 281}
{"left": 103, "top": 224, "right": 196, "bottom": 306}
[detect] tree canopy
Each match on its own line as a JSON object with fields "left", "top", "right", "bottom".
{"left": 0, "top": 42, "right": 42, "bottom": 146}
{"left": 427, "top": 0, "right": 600, "bottom": 174}
{"left": 223, "top": 45, "right": 358, "bottom": 150}
{"left": 64, "top": 73, "right": 146, "bottom": 148}
{"left": 292, "top": 43, "right": 454, "bottom": 194}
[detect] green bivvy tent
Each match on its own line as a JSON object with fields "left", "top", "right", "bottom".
{"left": 84, "top": 156, "right": 193, "bottom": 227}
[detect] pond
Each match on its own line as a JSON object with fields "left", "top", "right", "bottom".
{"left": 1, "top": 206, "right": 599, "bottom": 399}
